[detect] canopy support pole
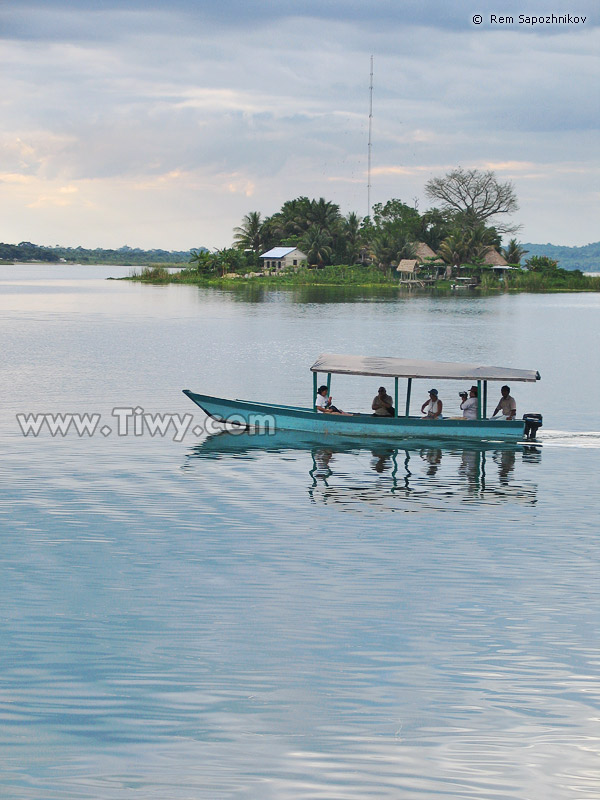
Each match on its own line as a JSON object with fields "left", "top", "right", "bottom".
{"left": 483, "top": 380, "right": 488, "bottom": 419}
{"left": 405, "top": 378, "right": 412, "bottom": 417}
{"left": 477, "top": 380, "right": 482, "bottom": 420}
{"left": 313, "top": 371, "right": 318, "bottom": 410}
{"left": 326, "top": 373, "right": 331, "bottom": 395}
{"left": 394, "top": 377, "right": 399, "bottom": 418}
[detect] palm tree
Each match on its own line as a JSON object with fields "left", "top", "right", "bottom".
{"left": 369, "top": 233, "right": 416, "bottom": 271}
{"left": 396, "top": 239, "right": 417, "bottom": 261}
{"left": 438, "top": 225, "right": 497, "bottom": 271}
{"left": 341, "top": 212, "right": 362, "bottom": 264}
{"left": 502, "top": 239, "right": 528, "bottom": 265}
{"left": 190, "top": 249, "right": 219, "bottom": 275}
{"left": 233, "top": 211, "right": 264, "bottom": 253}
{"left": 280, "top": 197, "right": 312, "bottom": 236}
{"left": 467, "top": 225, "right": 497, "bottom": 263}
{"left": 306, "top": 198, "right": 341, "bottom": 231}
{"left": 301, "top": 226, "right": 333, "bottom": 267}
{"left": 369, "top": 232, "right": 398, "bottom": 271}
{"left": 259, "top": 214, "right": 286, "bottom": 250}
{"left": 281, "top": 197, "right": 342, "bottom": 242}
{"left": 437, "top": 232, "right": 471, "bottom": 270}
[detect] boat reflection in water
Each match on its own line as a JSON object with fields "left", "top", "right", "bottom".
{"left": 187, "top": 430, "right": 541, "bottom": 511}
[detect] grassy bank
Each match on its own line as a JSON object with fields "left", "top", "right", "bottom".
{"left": 125, "top": 264, "right": 600, "bottom": 293}
{"left": 127, "top": 265, "right": 401, "bottom": 287}
{"left": 502, "top": 270, "right": 600, "bottom": 292}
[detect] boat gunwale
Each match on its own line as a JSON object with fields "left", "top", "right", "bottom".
{"left": 182, "top": 391, "right": 525, "bottom": 431}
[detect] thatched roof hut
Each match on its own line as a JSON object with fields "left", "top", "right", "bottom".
{"left": 396, "top": 259, "right": 420, "bottom": 274}
{"left": 413, "top": 242, "right": 444, "bottom": 264}
{"left": 483, "top": 249, "right": 509, "bottom": 267}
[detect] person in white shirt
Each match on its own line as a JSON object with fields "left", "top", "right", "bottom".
{"left": 421, "top": 389, "right": 443, "bottom": 419}
{"left": 460, "top": 386, "right": 478, "bottom": 420}
{"left": 372, "top": 386, "right": 395, "bottom": 417}
{"left": 492, "top": 385, "right": 517, "bottom": 420}
{"left": 315, "top": 385, "right": 345, "bottom": 414}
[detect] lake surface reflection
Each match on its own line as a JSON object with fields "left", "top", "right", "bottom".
{"left": 1, "top": 266, "right": 599, "bottom": 799}
{"left": 189, "top": 432, "right": 542, "bottom": 511}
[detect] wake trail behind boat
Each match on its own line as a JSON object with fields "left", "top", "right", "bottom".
{"left": 540, "top": 430, "right": 600, "bottom": 448}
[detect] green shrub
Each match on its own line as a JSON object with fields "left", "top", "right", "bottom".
{"left": 133, "top": 265, "right": 171, "bottom": 282}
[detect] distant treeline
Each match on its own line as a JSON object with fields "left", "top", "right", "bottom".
{"left": 520, "top": 242, "right": 600, "bottom": 271}
{"left": 2, "top": 239, "right": 599, "bottom": 271}
{"left": 0, "top": 242, "right": 204, "bottom": 265}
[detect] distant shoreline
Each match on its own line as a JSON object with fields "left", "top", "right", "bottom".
{"left": 124, "top": 265, "right": 600, "bottom": 294}
{"left": 3, "top": 261, "right": 599, "bottom": 293}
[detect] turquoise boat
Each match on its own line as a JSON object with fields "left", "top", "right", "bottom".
{"left": 183, "top": 353, "right": 542, "bottom": 442}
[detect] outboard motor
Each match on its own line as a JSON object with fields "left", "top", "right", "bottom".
{"left": 523, "top": 413, "right": 543, "bottom": 440}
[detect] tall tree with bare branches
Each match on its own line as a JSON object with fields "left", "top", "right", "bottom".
{"left": 425, "top": 168, "right": 519, "bottom": 235}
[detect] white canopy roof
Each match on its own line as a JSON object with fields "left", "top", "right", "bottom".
{"left": 310, "top": 353, "right": 540, "bottom": 382}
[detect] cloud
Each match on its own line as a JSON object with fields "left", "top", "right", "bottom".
{"left": 0, "top": 4, "right": 597, "bottom": 247}
{"left": 2, "top": 0, "right": 598, "bottom": 39}
{"left": 0, "top": 172, "right": 35, "bottom": 186}
{"left": 483, "top": 162, "right": 537, "bottom": 171}
{"left": 27, "top": 185, "right": 79, "bottom": 208}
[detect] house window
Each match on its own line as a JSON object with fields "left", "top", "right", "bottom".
{"left": 293, "top": 259, "right": 297, "bottom": 266}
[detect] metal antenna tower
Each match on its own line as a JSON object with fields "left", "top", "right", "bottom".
{"left": 367, "top": 55, "right": 374, "bottom": 218}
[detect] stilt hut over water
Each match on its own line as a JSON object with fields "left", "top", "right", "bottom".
{"left": 396, "top": 259, "right": 420, "bottom": 275}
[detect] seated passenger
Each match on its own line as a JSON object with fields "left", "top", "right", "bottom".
{"left": 421, "top": 388, "right": 443, "bottom": 419}
{"left": 492, "top": 385, "right": 517, "bottom": 420}
{"left": 372, "top": 386, "right": 395, "bottom": 417}
{"left": 460, "top": 386, "right": 478, "bottom": 420}
{"left": 315, "top": 385, "right": 344, "bottom": 414}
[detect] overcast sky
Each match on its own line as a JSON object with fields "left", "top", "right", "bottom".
{"left": 1, "top": 0, "right": 598, "bottom": 249}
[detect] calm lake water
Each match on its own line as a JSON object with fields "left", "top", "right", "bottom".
{"left": 1, "top": 265, "right": 599, "bottom": 799}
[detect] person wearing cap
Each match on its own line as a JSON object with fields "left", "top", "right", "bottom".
{"left": 460, "top": 385, "right": 478, "bottom": 420}
{"left": 421, "top": 388, "right": 443, "bottom": 419}
{"left": 372, "top": 386, "right": 395, "bottom": 417}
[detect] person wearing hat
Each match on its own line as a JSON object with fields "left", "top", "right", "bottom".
{"left": 372, "top": 386, "right": 395, "bottom": 417}
{"left": 460, "top": 385, "right": 478, "bottom": 420}
{"left": 421, "top": 388, "right": 443, "bottom": 419}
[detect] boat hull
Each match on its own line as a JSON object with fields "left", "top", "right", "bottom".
{"left": 183, "top": 390, "right": 528, "bottom": 442}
